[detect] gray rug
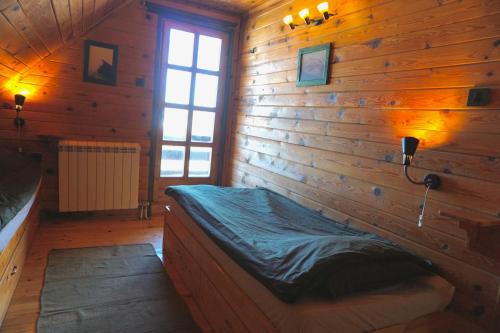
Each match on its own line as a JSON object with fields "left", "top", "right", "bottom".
{"left": 37, "top": 244, "right": 200, "bottom": 333}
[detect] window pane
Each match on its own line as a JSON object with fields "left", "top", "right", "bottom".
{"left": 163, "top": 108, "right": 188, "bottom": 141}
{"left": 194, "top": 74, "right": 218, "bottom": 108}
{"left": 161, "top": 145, "right": 185, "bottom": 177}
{"left": 191, "top": 111, "right": 215, "bottom": 143}
{"left": 188, "top": 147, "right": 212, "bottom": 178}
{"left": 168, "top": 29, "right": 194, "bottom": 67}
{"left": 165, "top": 69, "right": 191, "bottom": 105}
{"left": 197, "top": 35, "right": 222, "bottom": 71}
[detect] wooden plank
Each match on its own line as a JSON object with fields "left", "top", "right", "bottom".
{"left": 238, "top": 105, "right": 500, "bottom": 135}
{"left": 240, "top": 62, "right": 500, "bottom": 92}
{"left": 69, "top": 0, "right": 83, "bottom": 36}
{"left": 235, "top": 135, "right": 500, "bottom": 218}
{"left": 239, "top": 87, "right": 500, "bottom": 110}
{"left": 243, "top": 0, "right": 499, "bottom": 50}
{"left": 93, "top": 0, "right": 112, "bottom": 25}
{"left": 0, "top": 62, "right": 18, "bottom": 78}
{"left": 1, "top": 2, "right": 50, "bottom": 58}
{"left": 0, "top": 14, "right": 40, "bottom": 67}
{"left": 236, "top": 123, "right": 500, "bottom": 184}
{"left": 18, "top": 0, "right": 62, "bottom": 53}
{"left": 0, "top": 47, "right": 27, "bottom": 74}
{"left": 241, "top": 38, "right": 500, "bottom": 78}
{"left": 82, "top": 0, "right": 95, "bottom": 33}
{"left": 242, "top": 0, "right": 500, "bottom": 63}
{"left": 238, "top": 114, "right": 500, "bottom": 157}
{"left": 0, "top": 227, "right": 29, "bottom": 325}
{"left": 52, "top": 0, "right": 74, "bottom": 42}
{"left": 0, "top": 108, "right": 151, "bottom": 131}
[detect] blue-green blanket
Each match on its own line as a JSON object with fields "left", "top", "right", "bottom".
{"left": 0, "top": 147, "right": 42, "bottom": 230}
{"left": 166, "top": 185, "right": 432, "bottom": 303}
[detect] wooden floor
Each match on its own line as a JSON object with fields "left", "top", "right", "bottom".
{"left": 0, "top": 215, "right": 209, "bottom": 333}
{"left": 1, "top": 215, "right": 480, "bottom": 333}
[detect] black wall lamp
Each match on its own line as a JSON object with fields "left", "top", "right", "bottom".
{"left": 14, "top": 94, "right": 26, "bottom": 128}
{"left": 283, "top": 2, "right": 337, "bottom": 30}
{"left": 402, "top": 136, "right": 442, "bottom": 228}
{"left": 402, "top": 137, "right": 441, "bottom": 190}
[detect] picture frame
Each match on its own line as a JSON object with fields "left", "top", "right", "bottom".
{"left": 296, "top": 43, "right": 331, "bottom": 87}
{"left": 83, "top": 40, "right": 119, "bottom": 86}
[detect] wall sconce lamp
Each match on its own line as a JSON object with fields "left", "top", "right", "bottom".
{"left": 317, "top": 1, "right": 334, "bottom": 19}
{"left": 283, "top": 2, "right": 337, "bottom": 30}
{"left": 401, "top": 137, "right": 440, "bottom": 190}
{"left": 402, "top": 136, "right": 442, "bottom": 228}
{"left": 14, "top": 94, "right": 26, "bottom": 128}
{"left": 283, "top": 15, "right": 296, "bottom": 30}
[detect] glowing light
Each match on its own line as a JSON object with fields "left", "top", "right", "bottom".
{"left": 283, "top": 15, "right": 294, "bottom": 25}
{"left": 317, "top": 2, "right": 329, "bottom": 14}
{"left": 390, "top": 110, "right": 464, "bottom": 149}
{"left": 299, "top": 8, "right": 310, "bottom": 23}
{"left": 3, "top": 74, "right": 36, "bottom": 97}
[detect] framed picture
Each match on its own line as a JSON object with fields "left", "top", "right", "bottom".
{"left": 296, "top": 43, "right": 331, "bottom": 87}
{"left": 83, "top": 40, "right": 119, "bottom": 86}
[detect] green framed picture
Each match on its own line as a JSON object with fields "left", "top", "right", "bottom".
{"left": 83, "top": 40, "right": 119, "bottom": 86}
{"left": 296, "top": 43, "right": 331, "bottom": 87}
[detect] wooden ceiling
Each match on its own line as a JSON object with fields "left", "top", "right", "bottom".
{"left": 181, "top": 0, "right": 271, "bottom": 13}
{"left": 0, "top": 0, "right": 273, "bottom": 90}
{"left": 0, "top": 0, "right": 132, "bottom": 86}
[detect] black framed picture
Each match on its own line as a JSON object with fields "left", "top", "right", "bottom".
{"left": 296, "top": 43, "right": 331, "bottom": 87}
{"left": 83, "top": 40, "right": 119, "bottom": 86}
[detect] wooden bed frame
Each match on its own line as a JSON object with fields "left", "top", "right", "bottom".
{"left": 0, "top": 186, "right": 41, "bottom": 325}
{"left": 163, "top": 200, "right": 452, "bottom": 333}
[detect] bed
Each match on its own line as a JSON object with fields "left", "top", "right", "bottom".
{"left": 0, "top": 147, "right": 42, "bottom": 325}
{"left": 163, "top": 185, "right": 454, "bottom": 333}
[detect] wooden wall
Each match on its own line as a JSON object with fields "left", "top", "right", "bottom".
{"left": 230, "top": 0, "right": 500, "bottom": 331}
{"left": 0, "top": 0, "right": 239, "bottom": 213}
{"left": 0, "top": 0, "right": 134, "bottom": 89}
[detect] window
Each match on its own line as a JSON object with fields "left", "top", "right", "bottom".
{"left": 159, "top": 26, "right": 225, "bottom": 180}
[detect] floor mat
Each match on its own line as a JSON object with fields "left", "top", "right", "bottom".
{"left": 37, "top": 244, "right": 200, "bottom": 333}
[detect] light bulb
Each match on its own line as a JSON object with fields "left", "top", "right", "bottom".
{"left": 299, "top": 8, "right": 310, "bottom": 24}
{"left": 282, "top": 15, "right": 295, "bottom": 29}
{"left": 317, "top": 2, "right": 329, "bottom": 13}
{"left": 283, "top": 15, "right": 293, "bottom": 25}
{"left": 317, "top": 2, "right": 331, "bottom": 19}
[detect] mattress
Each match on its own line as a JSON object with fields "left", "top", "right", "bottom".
{"left": 0, "top": 147, "right": 42, "bottom": 230}
{"left": 172, "top": 201, "right": 455, "bottom": 333}
{"left": 0, "top": 179, "right": 40, "bottom": 252}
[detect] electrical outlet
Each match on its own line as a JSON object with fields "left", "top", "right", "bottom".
{"left": 467, "top": 88, "right": 491, "bottom": 106}
{"left": 135, "top": 77, "right": 145, "bottom": 87}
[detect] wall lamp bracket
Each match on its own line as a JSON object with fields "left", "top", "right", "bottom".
{"left": 14, "top": 94, "right": 26, "bottom": 128}
{"left": 402, "top": 137, "right": 441, "bottom": 190}
{"left": 283, "top": 2, "right": 337, "bottom": 30}
{"left": 404, "top": 165, "right": 441, "bottom": 189}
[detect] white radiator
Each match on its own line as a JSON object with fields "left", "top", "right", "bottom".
{"left": 58, "top": 140, "right": 140, "bottom": 212}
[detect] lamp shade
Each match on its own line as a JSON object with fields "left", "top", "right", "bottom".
{"left": 14, "top": 94, "right": 26, "bottom": 109}
{"left": 402, "top": 136, "right": 419, "bottom": 165}
{"left": 299, "top": 8, "right": 310, "bottom": 24}
{"left": 283, "top": 15, "right": 293, "bottom": 25}
{"left": 317, "top": 2, "right": 329, "bottom": 14}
